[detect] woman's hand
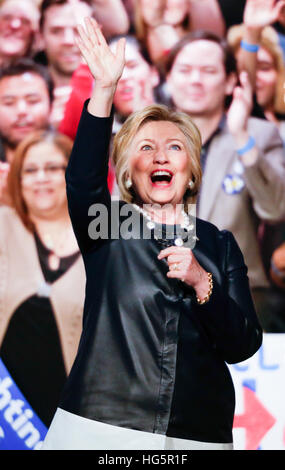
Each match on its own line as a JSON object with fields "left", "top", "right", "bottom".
{"left": 75, "top": 16, "right": 125, "bottom": 89}
{"left": 227, "top": 71, "right": 253, "bottom": 138}
{"left": 243, "top": 0, "right": 285, "bottom": 30}
{"left": 75, "top": 16, "right": 125, "bottom": 116}
{"left": 227, "top": 71, "right": 259, "bottom": 166}
{"left": 157, "top": 246, "right": 210, "bottom": 300}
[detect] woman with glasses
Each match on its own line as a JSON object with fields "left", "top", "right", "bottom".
{"left": 0, "top": 129, "right": 85, "bottom": 428}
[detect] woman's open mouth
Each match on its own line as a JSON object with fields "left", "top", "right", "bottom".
{"left": 150, "top": 170, "right": 173, "bottom": 188}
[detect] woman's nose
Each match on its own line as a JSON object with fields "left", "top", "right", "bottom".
{"left": 154, "top": 150, "right": 169, "bottom": 164}
{"left": 189, "top": 68, "right": 202, "bottom": 83}
{"left": 35, "top": 169, "right": 48, "bottom": 181}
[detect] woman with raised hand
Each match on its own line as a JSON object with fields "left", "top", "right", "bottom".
{"left": 42, "top": 17, "right": 262, "bottom": 450}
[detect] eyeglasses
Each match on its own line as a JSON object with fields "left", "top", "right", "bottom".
{"left": 21, "top": 164, "right": 67, "bottom": 181}
{"left": 0, "top": 15, "right": 32, "bottom": 31}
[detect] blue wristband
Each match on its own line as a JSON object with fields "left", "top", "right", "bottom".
{"left": 240, "top": 39, "right": 259, "bottom": 53}
{"left": 236, "top": 136, "right": 256, "bottom": 156}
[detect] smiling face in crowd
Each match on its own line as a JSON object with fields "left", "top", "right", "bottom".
{"left": 41, "top": 1, "right": 92, "bottom": 79}
{"left": 21, "top": 140, "right": 68, "bottom": 219}
{"left": 0, "top": 72, "right": 50, "bottom": 150}
{"left": 167, "top": 40, "right": 235, "bottom": 117}
{"left": 0, "top": 0, "right": 39, "bottom": 63}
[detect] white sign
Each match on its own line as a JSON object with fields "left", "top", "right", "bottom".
{"left": 230, "top": 333, "right": 285, "bottom": 450}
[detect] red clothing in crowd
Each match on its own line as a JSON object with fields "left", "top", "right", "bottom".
{"left": 59, "top": 64, "right": 115, "bottom": 193}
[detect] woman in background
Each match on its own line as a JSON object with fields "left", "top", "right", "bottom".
{"left": 0, "top": 129, "right": 85, "bottom": 427}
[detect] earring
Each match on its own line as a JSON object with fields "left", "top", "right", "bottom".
{"left": 188, "top": 180, "right": 194, "bottom": 190}
{"left": 125, "top": 178, "right": 132, "bottom": 189}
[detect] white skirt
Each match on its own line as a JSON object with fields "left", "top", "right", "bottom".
{"left": 40, "top": 408, "right": 233, "bottom": 450}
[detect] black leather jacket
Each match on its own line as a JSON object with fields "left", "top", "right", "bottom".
{"left": 60, "top": 102, "right": 263, "bottom": 444}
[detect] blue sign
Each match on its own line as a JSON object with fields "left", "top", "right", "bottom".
{"left": 0, "top": 359, "right": 47, "bottom": 450}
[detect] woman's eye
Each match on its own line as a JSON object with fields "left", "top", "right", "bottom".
{"left": 141, "top": 145, "right": 152, "bottom": 151}
{"left": 170, "top": 144, "right": 181, "bottom": 150}
{"left": 23, "top": 168, "right": 37, "bottom": 174}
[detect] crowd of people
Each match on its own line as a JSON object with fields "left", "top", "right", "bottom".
{"left": 0, "top": 0, "right": 284, "bottom": 439}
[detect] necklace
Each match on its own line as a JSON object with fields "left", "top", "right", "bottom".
{"left": 132, "top": 203, "right": 198, "bottom": 247}
{"left": 40, "top": 225, "right": 73, "bottom": 271}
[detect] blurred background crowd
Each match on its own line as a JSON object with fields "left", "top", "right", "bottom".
{"left": 0, "top": 0, "right": 285, "bottom": 431}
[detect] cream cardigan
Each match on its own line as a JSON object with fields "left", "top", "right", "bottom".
{"left": 0, "top": 206, "right": 86, "bottom": 373}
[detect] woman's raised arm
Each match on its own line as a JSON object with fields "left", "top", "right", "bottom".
{"left": 75, "top": 17, "right": 125, "bottom": 117}
{"left": 65, "top": 18, "right": 125, "bottom": 254}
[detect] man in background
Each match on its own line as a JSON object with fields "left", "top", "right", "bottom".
{"left": 0, "top": 0, "right": 40, "bottom": 66}
{"left": 0, "top": 59, "right": 53, "bottom": 202}
{"left": 37, "top": 0, "right": 93, "bottom": 127}
{"left": 166, "top": 31, "right": 285, "bottom": 322}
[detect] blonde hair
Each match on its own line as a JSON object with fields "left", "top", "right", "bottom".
{"left": 112, "top": 104, "right": 202, "bottom": 211}
{"left": 228, "top": 24, "right": 285, "bottom": 113}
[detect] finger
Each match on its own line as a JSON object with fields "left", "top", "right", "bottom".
{"left": 233, "top": 86, "right": 243, "bottom": 100}
{"left": 76, "top": 23, "right": 94, "bottom": 52}
{"left": 239, "top": 71, "right": 252, "bottom": 95}
{"left": 90, "top": 16, "right": 108, "bottom": 48}
{"left": 157, "top": 247, "right": 175, "bottom": 259}
{"left": 85, "top": 16, "right": 101, "bottom": 48}
{"left": 115, "top": 37, "right": 126, "bottom": 64}
{"left": 74, "top": 34, "right": 92, "bottom": 62}
{"left": 158, "top": 246, "right": 191, "bottom": 260}
{"left": 166, "top": 270, "right": 185, "bottom": 280}
{"left": 166, "top": 254, "right": 187, "bottom": 264}
{"left": 169, "top": 263, "right": 179, "bottom": 271}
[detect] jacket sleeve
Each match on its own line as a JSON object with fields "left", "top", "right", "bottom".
{"left": 65, "top": 100, "right": 113, "bottom": 254}
{"left": 242, "top": 121, "right": 285, "bottom": 222}
{"left": 194, "top": 230, "right": 263, "bottom": 364}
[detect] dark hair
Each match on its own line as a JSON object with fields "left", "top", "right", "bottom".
{"left": 0, "top": 58, "right": 54, "bottom": 103}
{"left": 165, "top": 30, "right": 237, "bottom": 77}
{"left": 39, "top": 0, "right": 93, "bottom": 30}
